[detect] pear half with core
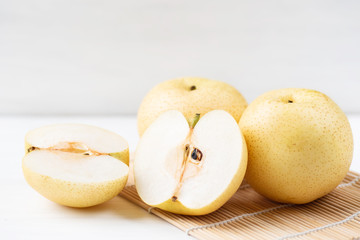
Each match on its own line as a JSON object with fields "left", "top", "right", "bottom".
{"left": 23, "top": 124, "right": 129, "bottom": 207}
{"left": 134, "top": 110, "right": 247, "bottom": 215}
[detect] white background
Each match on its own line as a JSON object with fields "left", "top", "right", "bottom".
{"left": 1, "top": 1, "right": 360, "bottom": 239}
{"left": 1, "top": 0, "right": 360, "bottom": 114}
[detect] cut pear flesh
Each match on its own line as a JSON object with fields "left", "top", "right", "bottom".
{"left": 25, "top": 123, "right": 128, "bottom": 161}
{"left": 134, "top": 110, "right": 247, "bottom": 215}
{"left": 24, "top": 151, "right": 128, "bottom": 183}
{"left": 23, "top": 123, "right": 129, "bottom": 207}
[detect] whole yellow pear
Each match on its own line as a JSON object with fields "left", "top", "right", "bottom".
{"left": 239, "top": 88, "right": 353, "bottom": 204}
{"left": 137, "top": 77, "right": 247, "bottom": 136}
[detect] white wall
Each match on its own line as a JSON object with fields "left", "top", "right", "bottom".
{"left": 1, "top": 0, "right": 359, "bottom": 114}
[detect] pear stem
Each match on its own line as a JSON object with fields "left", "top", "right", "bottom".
{"left": 189, "top": 113, "right": 200, "bottom": 129}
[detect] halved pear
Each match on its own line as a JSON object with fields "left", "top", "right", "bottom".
{"left": 134, "top": 110, "right": 247, "bottom": 215}
{"left": 22, "top": 123, "right": 129, "bottom": 208}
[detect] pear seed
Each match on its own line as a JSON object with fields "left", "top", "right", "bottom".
{"left": 191, "top": 148, "right": 203, "bottom": 161}
{"left": 27, "top": 147, "right": 36, "bottom": 153}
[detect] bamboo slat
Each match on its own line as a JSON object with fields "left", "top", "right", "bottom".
{"left": 119, "top": 171, "right": 360, "bottom": 239}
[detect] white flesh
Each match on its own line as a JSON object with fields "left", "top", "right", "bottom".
{"left": 135, "top": 110, "right": 244, "bottom": 209}
{"left": 26, "top": 123, "right": 128, "bottom": 153}
{"left": 135, "top": 110, "right": 189, "bottom": 204}
{"left": 23, "top": 150, "right": 128, "bottom": 183}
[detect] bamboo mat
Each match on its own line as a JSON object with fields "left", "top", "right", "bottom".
{"left": 119, "top": 171, "right": 360, "bottom": 239}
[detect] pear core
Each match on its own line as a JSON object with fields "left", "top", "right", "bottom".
{"left": 27, "top": 142, "right": 107, "bottom": 156}
{"left": 171, "top": 114, "right": 203, "bottom": 202}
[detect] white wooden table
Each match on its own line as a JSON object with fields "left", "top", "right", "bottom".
{"left": 1, "top": 114, "right": 359, "bottom": 240}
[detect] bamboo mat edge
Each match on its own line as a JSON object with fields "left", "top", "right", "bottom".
{"left": 119, "top": 171, "right": 360, "bottom": 240}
